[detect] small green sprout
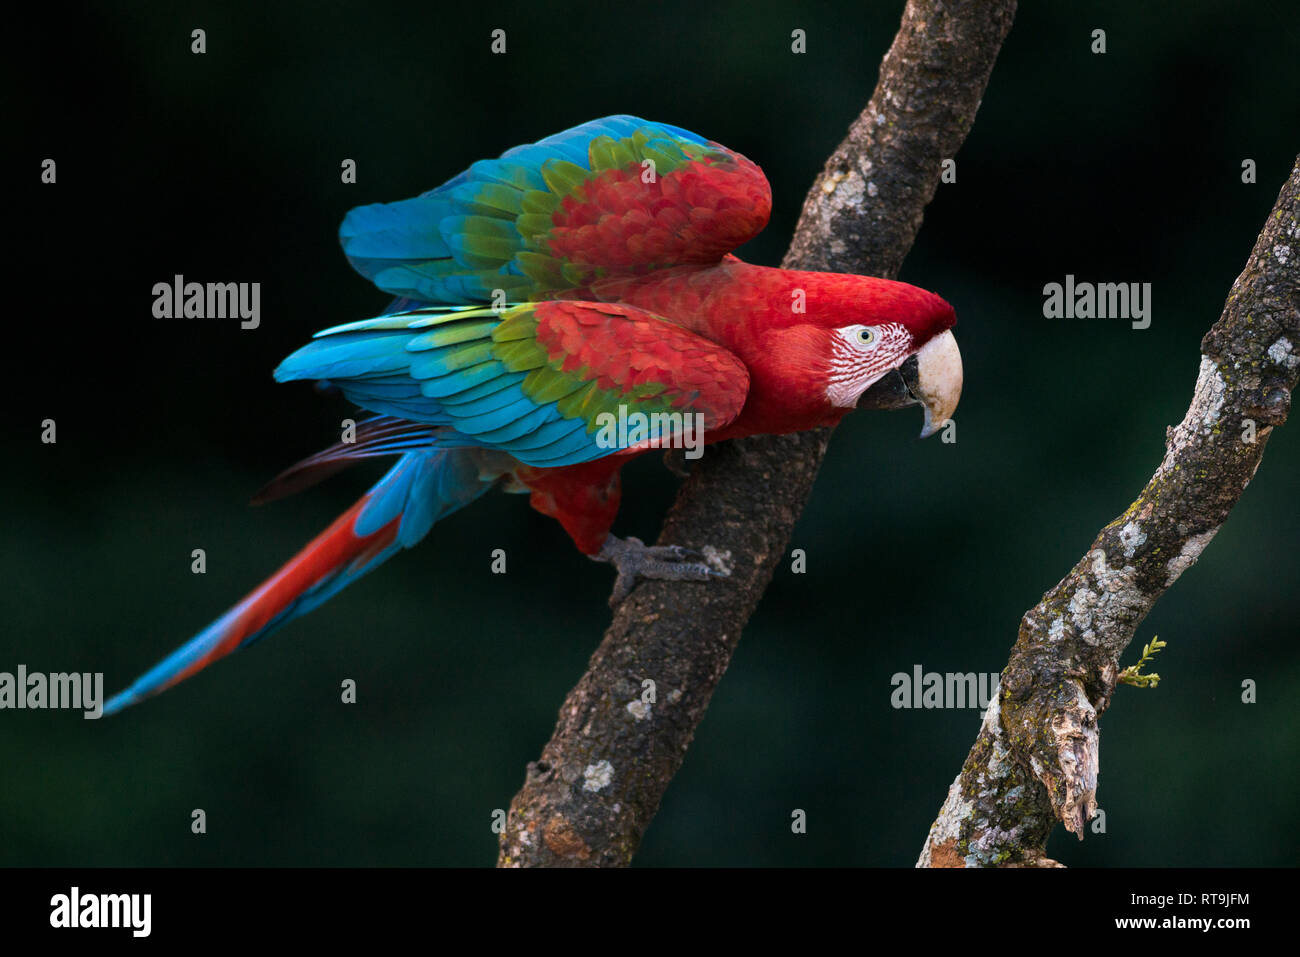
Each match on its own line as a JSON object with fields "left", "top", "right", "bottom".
{"left": 1119, "top": 636, "right": 1167, "bottom": 688}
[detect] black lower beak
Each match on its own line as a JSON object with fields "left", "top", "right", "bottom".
{"left": 856, "top": 356, "right": 921, "bottom": 412}
{"left": 855, "top": 330, "right": 963, "bottom": 437}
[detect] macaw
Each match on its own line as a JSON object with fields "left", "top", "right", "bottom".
{"left": 104, "top": 115, "right": 962, "bottom": 715}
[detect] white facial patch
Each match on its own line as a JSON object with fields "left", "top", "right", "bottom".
{"left": 826, "top": 322, "right": 913, "bottom": 408}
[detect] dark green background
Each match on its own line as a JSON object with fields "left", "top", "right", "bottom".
{"left": 6, "top": 0, "right": 1298, "bottom": 866}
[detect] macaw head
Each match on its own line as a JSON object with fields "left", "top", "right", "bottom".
{"left": 810, "top": 275, "right": 963, "bottom": 437}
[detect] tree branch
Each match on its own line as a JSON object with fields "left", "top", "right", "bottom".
{"left": 497, "top": 0, "right": 1018, "bottom": 867}
{"left": 918, "top": 156, "right": 1300, "bottom": 867}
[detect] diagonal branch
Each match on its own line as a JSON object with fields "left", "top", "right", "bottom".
{"left": 918, "top": 156, "right": 1300, "bottom": 867}
{"left": 498, "top": 0, "right": 1018, "bottom": 867}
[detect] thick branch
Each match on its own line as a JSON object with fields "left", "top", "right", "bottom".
{"left": 498, "top": 0, "right": 1017, "bottom": 867}
{"left": 919, "top": 157, "right": 1300, "bottom": 867}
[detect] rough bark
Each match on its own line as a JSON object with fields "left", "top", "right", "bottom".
{"left": 498, "top": 0, "right": 1019, "bottom": 867}
{"left": 918, "top": 157, "right": 1300, "bottom": 867}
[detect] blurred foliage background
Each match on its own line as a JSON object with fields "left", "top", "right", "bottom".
{"left": 5, "top": 0, "right": 1298, "bottom": 866}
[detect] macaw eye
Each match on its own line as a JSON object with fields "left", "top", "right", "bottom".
{"left": 856, "top": 326, "right": 878, "bottom": 347}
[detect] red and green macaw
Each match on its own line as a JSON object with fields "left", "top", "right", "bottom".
{"left": 104, "top": 115, "right": 962, "bottom": 715}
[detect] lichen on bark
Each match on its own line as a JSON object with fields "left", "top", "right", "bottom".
{"left": 920, "top": 157, "right": 1300, "bottom": 867}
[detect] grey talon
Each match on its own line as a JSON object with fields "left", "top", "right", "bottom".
{"left": 592, "top": 534, "right": 726, "bottom": 605}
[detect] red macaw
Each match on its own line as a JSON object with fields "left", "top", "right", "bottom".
{"left": 104, "top": 115, "right": 962, "bottom": 715}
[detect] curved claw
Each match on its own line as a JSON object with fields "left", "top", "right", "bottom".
{"left": 591, "top": 535, "right": 728, "bottom": 606}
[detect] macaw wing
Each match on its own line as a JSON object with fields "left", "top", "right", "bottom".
{"left": 339, "top": 115, "right": 772, "bottom": 304}
{"left": 274, "top": 301, "right": 750, "bottom": 468}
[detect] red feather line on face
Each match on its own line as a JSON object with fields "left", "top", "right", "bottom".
{"left": 826, "top": 322, "right": 914, "bottom": 408}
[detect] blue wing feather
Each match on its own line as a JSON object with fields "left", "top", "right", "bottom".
{"left": 338, "top": 115, "right": 711, "bottom": 303}
{"left": 275, "top": 300, "right": 747, "bottom": 469}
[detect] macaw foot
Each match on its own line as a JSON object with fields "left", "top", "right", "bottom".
{"left": 591, "top": 535, "right": 730, "bottom": 606}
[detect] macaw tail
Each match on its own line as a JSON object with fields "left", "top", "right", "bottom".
{"left": 103, "top": 448, "right": 498, "bottom": 715}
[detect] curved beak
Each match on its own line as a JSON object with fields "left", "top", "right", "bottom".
{"left": 856, "top": 330, "right": 963, "bottom": 438}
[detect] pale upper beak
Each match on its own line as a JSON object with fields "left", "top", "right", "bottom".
{"left": 856, "top": 329, "right": 963, "bottom": 437}
{"left": 912, "top": 330, "right": 963, "bottom": 437}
